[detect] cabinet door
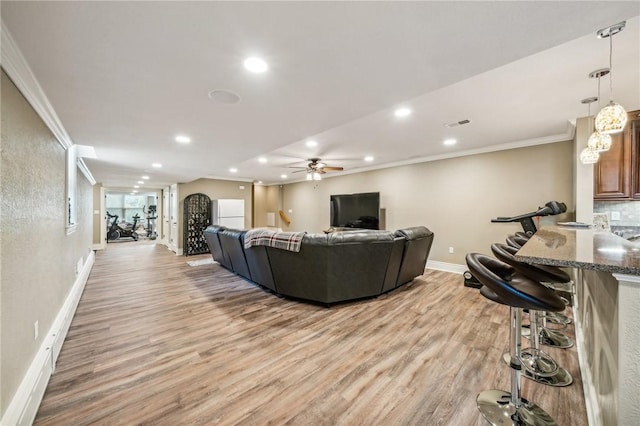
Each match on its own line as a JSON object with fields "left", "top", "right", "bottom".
{"left": 594, "top": 127, "right": 630, "bottom": 199}
{"left": 631, "top": 114, "right": 640, "bottom": 199}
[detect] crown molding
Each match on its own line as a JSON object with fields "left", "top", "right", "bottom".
{"left": 2, "top": 21, "right": 96, "bottom": 185}
{"left": 263, "top": 121, "right": 576, "bottom": 186}
{"left": 77, "top": 159, "right": 96, "bottom": 186}
{"left": 2, "top": 21, "right": 72, "bottom": 149}
{"left": 337, "top": 120, "right": 577, "bottom": 178}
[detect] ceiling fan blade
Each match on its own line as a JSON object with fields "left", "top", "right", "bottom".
{"left": 321, "top": 166, "right": 344, "bottom": 171}
{"left": 291, "top": 169, "right": 307, "bottom": 173}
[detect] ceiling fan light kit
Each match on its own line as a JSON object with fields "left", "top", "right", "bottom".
{"left": 290, "top": 158, "right": 344, "bottom": 181}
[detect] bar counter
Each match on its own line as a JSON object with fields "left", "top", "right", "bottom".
{"left": 516, "top": 226, "right": 640, "bottom": 426}
{"left": 515, "top": 226, "right": 640, "bottom": 275}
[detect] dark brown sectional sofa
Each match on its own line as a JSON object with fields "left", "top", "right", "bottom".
{"left": 203, "top": 226, "right": 434, "bottom": 305}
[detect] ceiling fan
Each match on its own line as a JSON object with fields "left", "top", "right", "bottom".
{"left": 289, "top": 158, "right": 344, "bottom": 180}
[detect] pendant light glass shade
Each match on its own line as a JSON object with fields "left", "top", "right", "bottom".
{"left": 595, "top": 21, "right": 627, "bottom": 134}
{"left": 595, "top": 101, "right": 627, "bottom": 134}
{"left": 580, "top": 147, "right": 600, "bottom": 164}
{"left": 588, "top": 130, "right": 612, "bottom": 152}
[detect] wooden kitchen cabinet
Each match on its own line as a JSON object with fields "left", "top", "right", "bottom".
{"left": 594, "top": 110, "right": 640, "bottom": 200}
{"left": 631, "top": 112, "right": 640, "bottom": 199}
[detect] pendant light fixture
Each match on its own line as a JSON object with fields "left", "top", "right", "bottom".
{"left": 580, "top": 145, "right": 600, "bottom": 165}
{"left": 587, "top": 69, "right": 612, "bottom": 152}
{"left": 580, "top": 97, "right": 601, "bottom": 165}
{"left": 595, "top": 21, "right": 627, "bottom": 134}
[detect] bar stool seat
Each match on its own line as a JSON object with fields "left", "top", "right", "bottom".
{"left": 491, "top": 243, "right": 574, "bottom": 387}
{"left": 495, "top": 242, "right": 574, "bottom": 349}
{"left": 466, "top": 253, "right": 564, "bottom": 426}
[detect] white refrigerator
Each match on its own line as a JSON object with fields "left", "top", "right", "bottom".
{"left": 212, "top": 199, "right": 245, "bottom": 229}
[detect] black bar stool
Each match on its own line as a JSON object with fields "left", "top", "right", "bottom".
{"left": 503, "top": 239, "right": 575, "bottom": 348}
{"left": 491, "top": 243, "right": 573, "bottom": 387}
{"left": 505, "top": 234, "right": 529, "bottom": 249}
{"left": 466, "top": 253, "right": 565, "bottom": 425}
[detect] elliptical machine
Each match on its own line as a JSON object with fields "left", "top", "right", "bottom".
{"left": 106, "top": 211, "right": 140, "bottom": 242}
{"left": 143, "top": 205, "right": 157, "bottom": 240}
{"left": 463, "top": 201, "right": 567, "bottom": 288}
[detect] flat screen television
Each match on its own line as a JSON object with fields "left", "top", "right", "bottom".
{"left": 330, "top": 192, "right": 380, "bottom": 229}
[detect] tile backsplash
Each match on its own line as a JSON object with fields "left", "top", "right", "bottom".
{"left": 594, "top": 201, "right": 640, "bottom": 226}
{"left": 594, "top": 201, "right": 640, "bottom": 238}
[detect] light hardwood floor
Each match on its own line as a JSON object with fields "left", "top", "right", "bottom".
{"left": 34, "top": 242, "right": 587, "bottom": 425}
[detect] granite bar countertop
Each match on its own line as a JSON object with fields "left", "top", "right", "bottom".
{"left": 515, "top": 226, "right": 640, "bottom": 275}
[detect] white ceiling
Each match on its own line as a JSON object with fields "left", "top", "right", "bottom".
{"left": 2, "top": 1, "right": 639, "bottom": 188}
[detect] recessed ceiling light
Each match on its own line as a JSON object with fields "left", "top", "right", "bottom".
{"left": 258, "top": 157, "right": 267, "bottom": 164}
{"left": 306, "top": 140, "right": 318, "bottom": 147}
{"left": 175, "top": 135, "right": 191, "bottom": 144}
{"left": 141, "top": 175, "right": 150, "bottom": 180}
{"left": 394, "top": 108, "right": 412, "bottom": 118}
{"left": 134, "top": 185, "right": 140, "bottom": 189}
{"left": 132, "top": 190, "right": 138, "bottom": 193}
{"left": 244, "top": 57, "right": 268, "bottom": 73}
{"left": 137, "top": 181, "right": 144, "bottom": 184}
{"left": 229, "top": 168, "right": 238, "bottom": 173}
{"left": 443, "top": 138, "right": 457, "bottom": 146}
{"left": 280, "top": 174, "right": 287, "bottom": 179}
{"left": 364, "top": 156, "right": 374, "bottom": 162}
{"left": 152, "top": 163, "right": 162, "bottom": 168}
{"left": 257, "top": 181, "right": 263, "bottom": 184}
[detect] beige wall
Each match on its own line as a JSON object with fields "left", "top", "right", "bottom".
{"left": 177, "top": 178, "right": 252, "bottom": 249}
{"left": 278, "top": 141, "right": 574, "bottom": 265}
{"left": 253, "top": 184, "right": 283, "bottom": 228}
{"left": 1, "top": 72, "right": 94, "bottom": 414}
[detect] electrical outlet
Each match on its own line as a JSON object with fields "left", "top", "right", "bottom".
{"left": 611, "top": 211, "right": 621, "bottom": 221}
{"left": 449, "top": 247, "right": 455, "bottom": 254}
{"left": 34, "top": 321, "right": 39, "bottom": 340}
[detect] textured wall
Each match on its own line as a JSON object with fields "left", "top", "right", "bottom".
{"left": 278, "top": 141, "right": 574, "bottom": 265}
{"left": 0, "top": 72, "right": 94, "bottom": 414}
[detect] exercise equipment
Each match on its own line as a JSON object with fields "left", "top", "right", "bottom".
{"left": 463, "top": 201, "right": 567, "bottom": 289}
{"left": 143, "top": 205, "right": 157, "bottom": 240}
{"left": 490, "top": 201, "right": 567, "bottom": 236}
{"left": 107, "top": 211, "right": 140, "bottom": 241}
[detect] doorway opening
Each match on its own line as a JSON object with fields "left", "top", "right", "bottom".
{"left": 104, "top": 190, "right": 160, "bottom": 245}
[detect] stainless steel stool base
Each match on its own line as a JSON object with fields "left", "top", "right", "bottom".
{"left": 477, "top": 389, "right": 557, "bottom": 426}
{"left": 503, "top": 353, "right": 573, "bottom": 387}
{"left": 502, "top": 351, "right": 557, "bottom": 377}
{"left": 538, "top": 328, "right": 574, "bottom": 348}
{"left": 524, "top": 327, "right": 574, "bottom": 348}
{"left": 544, "top": 311, "right": 572, "bottom": 326}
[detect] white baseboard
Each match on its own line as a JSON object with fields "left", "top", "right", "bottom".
{"left": 1, "top": 251, "right": 95, "bottom": 426}
{"left": 92, "top": 242, "right": 105, "bottom": 251}
{"left": 426, "top": 260, "right": 467, "bottom": 274}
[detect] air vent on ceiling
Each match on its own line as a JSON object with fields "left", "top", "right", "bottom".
{"left": 444, "top": 119, "right": 471, "bottom": 128}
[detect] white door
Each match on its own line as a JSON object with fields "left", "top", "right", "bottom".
{"left": 169, "top": 184, "right": 179, "bottom": 253}
{"left": 162, "top": 187, "right": 170, "bottom": 246}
